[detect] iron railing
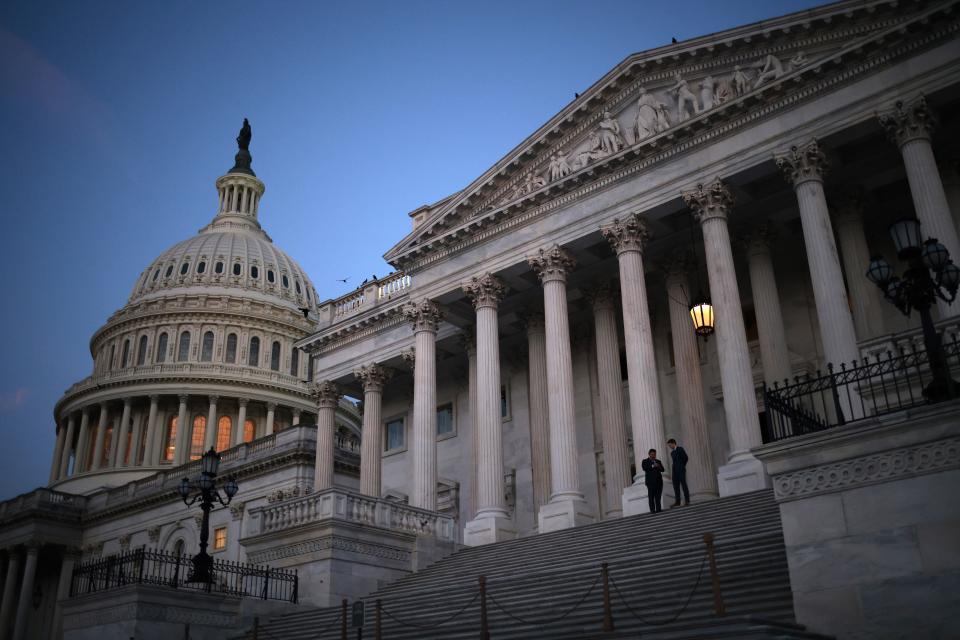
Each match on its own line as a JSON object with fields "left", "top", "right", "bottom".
{"left": 764, "top": 333, "right": 960, "bottom": 441}
{"left": 70, "top": 548, "right": 298, "bottom": 603}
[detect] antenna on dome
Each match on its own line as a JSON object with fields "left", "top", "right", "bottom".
{"left": 229, "top": 118, "right": 256, "bottom": 176}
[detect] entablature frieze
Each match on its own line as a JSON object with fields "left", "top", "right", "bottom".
{"left": 386, "top": 1, "right": 957, "bottom": 273}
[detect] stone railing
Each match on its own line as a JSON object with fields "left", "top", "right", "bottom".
{"left": 319, "top": 272, "right": 412, "bottom": 326}
{"left": 64, "top": 362, "right": 311, "bottom": 398}
{"left": 0, "top": 488, "right": 87, "bottom": 522}
{"left": 859, "top": 318, "right": 960, "bottom": 362}
{"left": 250, "top": 488, "right": 456, "bottom": 542}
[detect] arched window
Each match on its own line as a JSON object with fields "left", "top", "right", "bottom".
{"left": 152, "top": 268, "right": 160, "bottom": 282}
{"left": 165, "top": 265, "right": 173, "bottom": 278}
{"left": 248, "top": 337, "right": 260, "bottom": 367}
{"left": 197, "top": 261, "right": 206, "bottom": 274}
{"left": 215, "top": 261, "right": 224, "bottom": 274}
{"left": 295, "top": 280, "right": 302, "bottom": 295}
{"left": 244, "top": 419, "right": 256, "bottom": 443}
{"left": 136, "top": 335, "right": 148, "bottom": 366}
{"left": 232, "top": 263, "right": 242, "bottom": 276}
{"left": 270, "top": 341, "right": 281, "bottom": 371}
{"left": 180, "top": 262, "right": 189, "bottom": 275}
{"left": 156, "top": 332, "right": 168, "bottom": 363}
{"left": 190, "top": 415, "right": 206, "bottom": 460}
{"left": 121, "top": 340, "right": 130, "bottom": 368}
{"left": 225, "top": 333, "right": 237, "bottom": 363}
{"left": 109, "top": 344, "right": 116, "bottom": 370}
{"left": 163, "top": 415, "right": 178, "bottom": 462}
{"left": 178, "top": 331, "right": 191, "bottom": 362}
{"left": 201, "top": 331, "right": 214, "bottom": 362}
{"left": 267, "top": 270, "right": 275, "bottom": 283}
{"left": 250, "top": 265, "right": 259, "bottom": 279}
{"left": 290, "top": 348, "right": 299, "bottom": 377}
{"left": 174, "top": 539, "right": 185, "bottom": 557}
{"left": 216, "top": 416, "right": 232, "bottom": 451}
{"left": 282, "top": 274, "right": 289, "bottom": 288}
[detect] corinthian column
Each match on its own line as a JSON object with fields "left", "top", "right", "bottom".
{"left": 404, "top": 299, "right": 442, "bottom": 511}
{"left": 460, "top": 330, "right": 479, "bottom": 511}
{"left": 745, "top": 226, "right": 793, "bottom": 386}
{"left": 880, "top": 96, "right": 960, "bottom": 318}
{"left": 601, "top": 214, "right": 670, "bottom": 515}
{"left": 528, "top": 246, "right": 595, "bottom": 532}
{"left": 683, "top": 179, "right": 768, "bottom": 495}
{"left": 463, "top": 274, "right": 516, "bottom": 545}
{"left": 50, "top": 423, "right": 66, "bottom": 483}
{"left": 57, "top": 414, "right": 77, "bottom": 479}
{"left": 523, "top": 313, "right": 551, "bottom": 512}
{"left": 142, "top": 395, "right": 160, "bottom": 465}
{"left": 91, "top": 403, "right": 110, "bottom": 470}
{"left": 588, "top": 285, "right": 632, "bottom": 518}
{"left": 204, "top": 396, "right": 219, "bottom": 451}
{"left": 355, "top": 364, "right": 390, "bottom": 497}
{"left": 831, "top": 193, "right": 886, "bottom": 340}
{"left": 265, "top": 402, "right": 277, "bottom": 435}
{"left": 74, "top": 408, "right": 91, "bottom": 473}
{"left": 173, "top": 394, "right": 189, "bottom": 465}
{"left": 0, "top": 550, "right": 21, "bottom": 638}
{"left": 111, "top": 398, "right": 131, "bottom": 468}
{"left": 235, "top": 399, "right": 249, "bottom": 446}
{"left": 662, "top": 257, "right": 717, "bottom": 499}
{"left": 776, "top": 140, "right": 860, "bottom": 368}
{"left": 11, "top": 545, "right": 38, "bottom": 640}
{"left": 313, "top": 381, "right": 341, "bottom": 491}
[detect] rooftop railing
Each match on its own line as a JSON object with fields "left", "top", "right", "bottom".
{"left": 322, "top": 272, "right": 412, "bottom": 325}
{"left": 0, "top": 488, "right": 86, "bottom": 521}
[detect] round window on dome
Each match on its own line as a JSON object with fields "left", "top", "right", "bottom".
{"left": 165, "top": 265, "right": 173, "bottom": 278}
{"left": 267, "top": 270, "right": 275, "bottom": 283}
{"left": 215, "top": 261, "right": 224, "bottom": 274}
{"left": 197, "top": 261, "right": 206, "bottom": 274}
{"left": 180, "top": 263, "right": 189, "bottom": 275}
{"left": 251, "top": 266, "right": 259, "bottom": 279}
{"left": 282, "top": 275, "right": 289, "bottom": 288}
{"left": 233, "top": 263, "right": 242, "bottom": 276}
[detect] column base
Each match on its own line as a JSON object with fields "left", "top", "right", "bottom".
{"left": 463, "top": 512, "right": 517, "bottom": 546}
{"left": 537, "top": 495, "right": 595, "bottom": 533}
{"left": 622, "top": 480, "right": 676, "bottom": 516}
{"left": 717, "top": 452, "right": 770, "bottom": 497}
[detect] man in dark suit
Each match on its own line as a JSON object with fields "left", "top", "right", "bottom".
{"left": 640, "top": 448, "right": 665, "bottom": 513}
{"left": 668, "top": 438, "right": 690, "bottom": 507}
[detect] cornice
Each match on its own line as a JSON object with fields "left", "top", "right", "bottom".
{"left": 386, "top": 1, "right": 956, "bottom": 272}
{"left": 301, "top": 304, "right": 408, "bottom": 356}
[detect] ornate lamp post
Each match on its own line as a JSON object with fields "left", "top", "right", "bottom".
{"left": 866, "top": 218, "right": 960, "bottom": 401}
{"left": 177, "top": 447, "right": 239, "bottom": 584}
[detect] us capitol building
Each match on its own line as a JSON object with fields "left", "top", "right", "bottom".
{"left": 2, "top": 1, "right": 959, "bottom": 639}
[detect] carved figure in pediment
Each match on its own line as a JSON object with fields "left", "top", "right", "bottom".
{"left": 597, "top": 111, "right": 624, "bottom": 155}
{"left": 699, "top": 76, "right": 715, "bottom": 111}
{"left": 633, "top": 87, "right": 665, "bottom": 142}
{"left": 670, "top": 72, "right": 699, "bottom": 121}
{"left": 573, "top": 131, "right": 606, "bottom": 170}
{"left": 655, "top": 102, "right": 671, "bottom": 132}
{"left": 732, "top": 65, "right": 750, "bottom": 96}
{"left": 713, "top": 77, "right": 734, "bottom": 105}
{"left": 753, "top": 54, "right": 785, "bottom": 88}
{"left": 548, "top": 152, "right": 571, "bottom": 182}
{"left": 788, "top": 51, "right": 808, "bottom": 70}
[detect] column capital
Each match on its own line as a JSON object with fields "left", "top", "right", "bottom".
{"left": 354, "top": 364, "right": 392, "bottom": 393}
{"left": 683, "top": 178, "right": 735, "bottom": 224}
{"left": 527, "top": 244, "right": 576, "bottom": 284}
{"left": 237, "top": 397, "right": 249, "bottom": 407}
{"left": 462, "top": 273, "right": 506, "bottom": 309}
{"left": 122, "top": 397, "right": 132, "bottom": 408}
{"left": 830, "top": 188, "right": 866, "bottom": 227}
{"left": 208, "top": 395, "right": 220, "bottom": 404}
{"left": 265, "top": 401, "right": 278, "bottom": 411}
{"left": 404, "top": 299, "right": 443, "bottom": 333}
{"left": 743, "top": 224, "right": 778, "bottom": 256}
{"left": 585, "top": 283, "right": 618, "bottom": 310}
{"left": 521, "top": 311, "right": 545, "bottom": 334}
{"left": 775, "top": 139, "right": 829, "bottom": 186}
{"left": 878, "top": 95, "right": 935, "bottom": 147}
{"left": 657, "top": 251, "right": 694, "bottom": 282}
{"left": 601, "top": 212, "right": 651, "bottom": 255}
{"left": 312, "top": 381, "right": 341, "bottom": 409}
{"left": 98, "top": 401, "right": 109, "bottom": 411}
{"left": 177, "top": 394, "right": 189, "bottom": 404}
{"left": 81, "top": 405, "right": 90, "bottom": 417}
{"left": 148, "top": 394, "right": 160, "bottom": 403}
{"left": 400, "top": 348, "right": 416, "bottom": 369}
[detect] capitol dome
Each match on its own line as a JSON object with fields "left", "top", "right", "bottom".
{"left": 49, "top": 122, "right": 360, "bottom": 493}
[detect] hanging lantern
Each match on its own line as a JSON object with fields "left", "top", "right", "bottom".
{"left": 889, "top": 219, "right": 923, "bottom": 259}
{"left": 690, "top": 296, "right": 715, "bottom": 337}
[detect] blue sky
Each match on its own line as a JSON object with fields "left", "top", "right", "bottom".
{"left": 0, "top": 0, "right": 821, "bottom": 496}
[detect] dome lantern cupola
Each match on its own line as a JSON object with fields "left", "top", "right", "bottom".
{"left": 211, "top": 118, "right": 266, "bottom": 232}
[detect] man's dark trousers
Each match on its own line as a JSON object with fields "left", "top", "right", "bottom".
{"left": 671, "top": 445, "right": 691, "bottom": 505}
{"left": 647, "top": 481, "right": 663, "bottom": 513}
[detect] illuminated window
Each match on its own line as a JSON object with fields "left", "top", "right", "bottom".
{"left": 136, "top": 335, "right": 148, "bottom": 365}
{"left": 190, "top": 415, "right": 206, "bottom": 459}
{"left": 201, "top": 331, "right": 214, "bottom": 362}
{"left": 437, "top": 404, "right": 454, "bottom": 437}
{"left": 164, "top": 415, "right": 178, "bottom": 462}
{"left": 244, "top": 419, "right": 255, "bottom": 443}
{"left": 213, "top": 526, "right": 227, "bottom": 551}
{"left": 156, "top": 332, "right": 168, "bottom": 363}
{"left": 270, "top": 341, "right": 281, "bottom": 371}
{"left": 178, "top": 331, "right": 191, "bottom": 362}
{"left": 248, "top": 337, "right": 260, "bottom": 367}
{"left": 385, "top": 418, "right": 404, "bottom": 452}
{"left": 216, "top": 416, "right": 232, "bottom": 452}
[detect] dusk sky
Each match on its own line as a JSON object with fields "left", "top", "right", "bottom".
{"left": 0, "top": 0, "right": 821, "bottom": 497}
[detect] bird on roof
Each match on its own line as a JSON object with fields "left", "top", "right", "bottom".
{"left": 575, "top": 92, "right": 580, "bottom": 98}
{"left": 672, "top": 37, "right": 678, "bottom": 44}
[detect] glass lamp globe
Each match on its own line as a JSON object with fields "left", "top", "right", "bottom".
{"left": 889, "top": 219, "right": 923, "bottom": 259}
{"left": 940, "top": 262, "right": 960, "bottom": 294}
{"left": 178, "top": 477, "right": 191, "bottom": 498}
{"left": 197, "top": 473, "right": 214, "bottom": 491}
{"left": 922, "top": 239, "right": 950, "bottom": 271}
{"left": 224, "top": 477, "right": 239, "bottom": 499}
{"left": 866, "top": 256, "right": 894, "bottom": 286}
{"left": 200, "top": 448, "right": 221, "bottom": 476}
{"left": 689, "top": 299, "right": 715, "bottom": 337}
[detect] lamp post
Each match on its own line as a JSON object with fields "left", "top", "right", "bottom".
{"left": 866, "top": 219, "right": 960, "bottom": 401}
{"left": 690, "top": 295, "right": 715, "bottom": 338}
{"left": 177, "top": 447, "right": 239, "bottom": 584}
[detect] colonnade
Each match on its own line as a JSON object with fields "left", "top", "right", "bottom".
{"left": 50, "top": 395, "right": 313, "bottom": 483}
{"left": 0, "top": 544, "right": 76, "bottom": 640}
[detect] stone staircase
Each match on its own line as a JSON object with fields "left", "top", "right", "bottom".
{"left": 237, "top": 490, "right": 833, "bottom": 639}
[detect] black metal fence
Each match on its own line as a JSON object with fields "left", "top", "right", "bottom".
{"left": 764, "top": 333, "right": 960, "bottom": 441}
{"left": 70, "top": 548, "right": 298, "bottom": 603}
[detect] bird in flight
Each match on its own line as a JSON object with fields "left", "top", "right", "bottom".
{"left": 336, "top": 277, "right": 349, "bottom": 283}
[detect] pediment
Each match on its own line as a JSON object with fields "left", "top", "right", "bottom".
{"left": 385, "top": 0, "right": 956, "bottom": 270}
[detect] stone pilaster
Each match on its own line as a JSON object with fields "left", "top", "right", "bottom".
{"left": 111, "top": 399, "right": 132, "bottom": 468}
{"left": 880, "top": 96, "right": 960, "bottom": 318}
{"left": 174, "top": 395, "right": 189, "bottom": 465}
{"left": 128, "top": 409, "right": 143, "bottom": 466}
{"left": 292, "top": 409, "right": 302, "bottom": 426}
{"left": 50, "top": 422, "right": 66, "bottom": 484}
{"left": 662, "top": 256, "right": 718, "bottom": 500}
{"left": 588, "top": 285, "right": 632, "bottom": 518}
{"left": 744, "top": 226, "right": 793, "bottom": 386}
{"left": 683, "top": 179, "right": 768, "bottom": 495}
{"left": 601, "top": 213, "right": 671, "bottom": 515}
{"left": 776, "top": 140, "right": 860, "bottom": 369}
{"left": 0, "top": 550, "right": 21, "bottom": 636}
{"left": 91, "top": 403, "right": 110, "bottom": 470}
{"left": 57, "top": 414, "right": 77, "bottom": 479}
{"left": 462, "top": 274, "right": 516, "bottom": 545}
{"left": 404, "top": 299, "right": 443, "bottom": 511}
{"left": 11, "top": 545, "right": 38, "bottom": 640}
{"left": 235, "top": 399, "right": 249, "bottom": 446}
{"left": 203, "top": 396, "right": 219, "bottom": 451}
{"left": 523, "top": 313, "right": 551, "bottom": 513}
{"left": 354, "top": 364, "right": 391, "bottom": 497}
{"left": 143, "top": 395, "right": 160, "bottom": 466}
{"left": 265, "top": 402, "right": 277, "bottom": 436}
{"left": 74, "top": 408, "right": 91, "bottom": 473}
{"left": 831, "top": 191, "right": 886, "bottom": 340}
{"left": 313, "top": 381, "right": 341, "bottom": 491}
{"left": 528, "top": 246, "right": 595, "bottom": 531}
